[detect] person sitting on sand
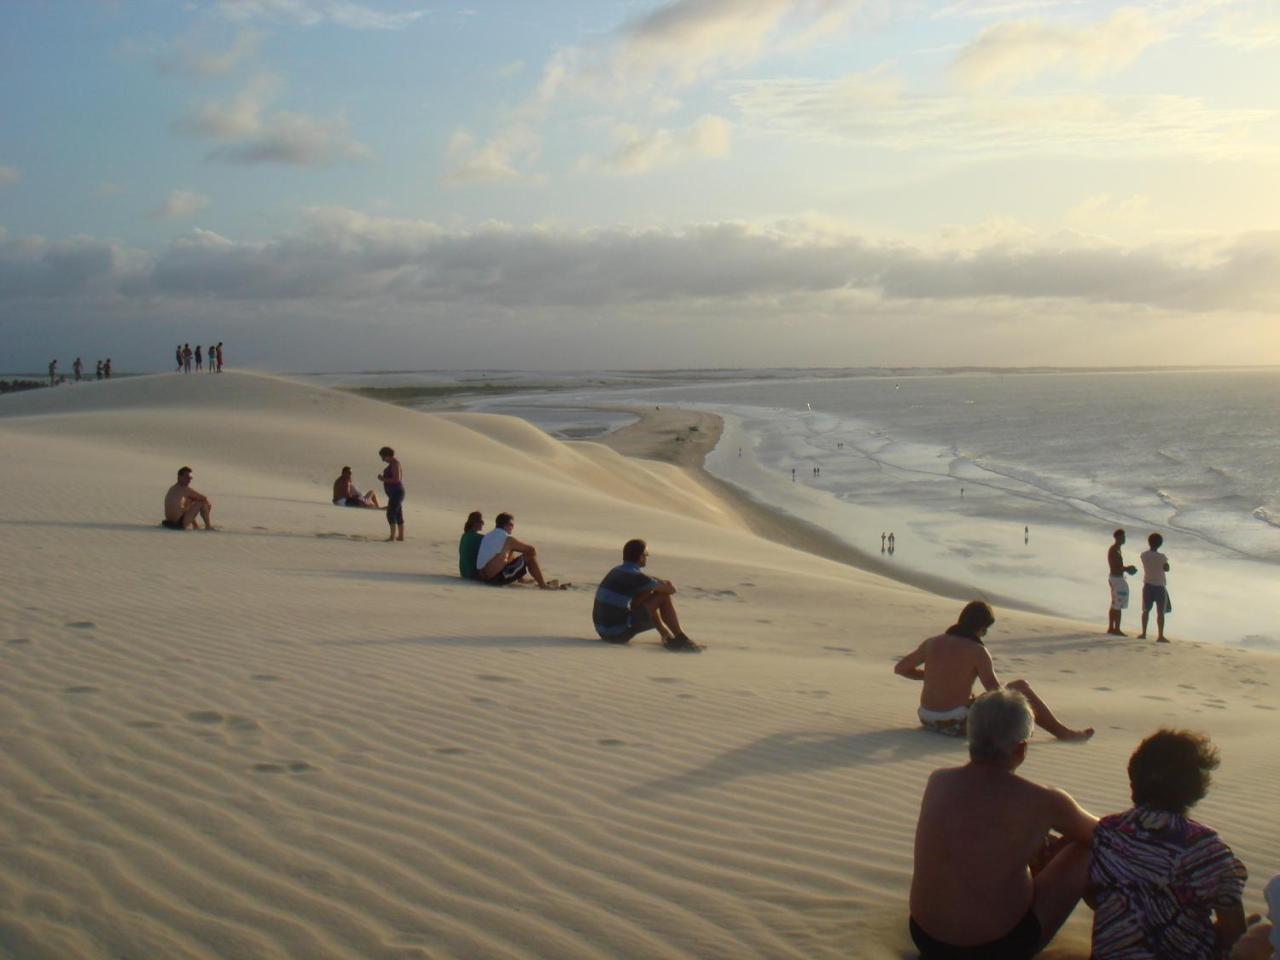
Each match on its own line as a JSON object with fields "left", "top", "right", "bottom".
{"left": 592, "top": 539, "right": 702, "bottom": 652}
{"left": 163, "top": 466, "right": 213, "bottom": 530}
{"left": 909, "top": 689, "right": 1098, "bottom": 959}
{"left": 894, "top": 600, "right": 1094, "bottom": 741}
{"left": 1089, "top": 729, "right": 1248, "bottom": 960}
{"left": 332, "top": 466, "right": 380, "bottom": 509}
{"left": 459, "top": 511, "right": 484, "bottom": 580}
{"left": 1229, "top": 875, "right": 1278, "bottom": 960}
{"left": 475, "top": 512, "right": 559, "bottom": 589}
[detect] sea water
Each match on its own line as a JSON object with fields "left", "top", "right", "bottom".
{"left": 470, "top": 369, "right": 1280, "bottom": 649}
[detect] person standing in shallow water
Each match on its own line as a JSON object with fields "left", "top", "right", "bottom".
{"left": 378, "top": 446, "right": 405, "bottom": 542}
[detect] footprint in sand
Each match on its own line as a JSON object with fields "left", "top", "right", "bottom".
{"left": 434, "top": 747, "right": 467, "bottom": 755}
{"left": 252, "top": 761, "right": 317, "bottom": 774}
{"left": 65, "top": 622, "right": 96, "bottom": 630}
{"left": 6, "top": 638, "right": 32, "bottom": 645}
{"left": 1202, "top": 702, "right": 1227, "bottom": 710}
{"left": 739, "top": 581, "right": 756, "bottom": 587}
{"left": 597, "top": 738, "right": 626, "bottom": 747}
{"left": 186, "top": 710, "right": 224, "bottom": 724}
{"left": 649, "top": 676, "right": 681, "bottom": 684}
{"left": 64, "top": 685, "right": 100, "bottom": 695}
{"left": 1059, "top": 669, "right": 1076, "bottom": 674}
{"left": 676, "top": 693, "right": 696, "bottom": 700}
{"left": 824, "top": 646, "right": 854, "bottom": 653}
{"left": 251, "top": 674, "right": 283, "bottom": 682}
{"left": 476, "top": 675, "right": 519, "bottom": 683}
{"left": 1142, "top": 695, "right": 1172, "bottom": 702}
{"left": 1253, "top": 704, "right": 1276, "bottom": 711}
{"left": 1094, "top": 686, "right": 1113, "bottom": 692}
{"left": 756, "top": 619, "right": 773, "bottom": 624}
{"left": 470, "top": 696, "right": 495, "bottom": 705}
{"left": 227, "top": 716, "right": 261, "bottom": 731}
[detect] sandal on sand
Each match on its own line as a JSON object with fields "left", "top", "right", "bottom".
{"left": 662, "top": 633, "right": 704, "bottom": 653}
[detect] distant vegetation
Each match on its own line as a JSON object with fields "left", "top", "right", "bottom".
{"left": 341, "top": 383, "right": 555, "bottom": 406}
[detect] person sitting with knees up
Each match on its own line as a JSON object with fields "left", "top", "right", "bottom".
{"left": 332, "top": 466, "right": 380, "bottom": 509}
{"left": 592, "top": 539, "right": 702, "bottom": 652}
{"left": 163, "top": 466, "right": 214, "bottom": 530}
{"left": 459, "top": 511, "right": 484, "bottom": 580}
{"left": 475, "top": 512, "right": 559, "bottom": 589}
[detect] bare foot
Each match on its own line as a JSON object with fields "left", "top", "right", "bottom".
{"left": 1156, "top": 636, "right": 1169, "bottom": 643}
{"left": 1059, "top": 727, "right": 1095, "bottom": 742}
{"left": 1137, "top": 633, "right": 1146, "bottom": 639}
{"left": 540, "top": 578, "right": 560, "bottom": 590}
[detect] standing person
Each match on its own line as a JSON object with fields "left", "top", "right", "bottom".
{"left": 475, "top": 513, "right": 559, "bottom": 589}
{"left": 48, "top": 359, "right": 57, "bottom": 386}
{"left": 592, "top": 538, "right": 701, "bottom": 651}
{"left": 1107, "top": 529, "right": 1139, "bottom": 636}
{"left": 175, "top": 345, "right": 183, "bottom": 372}
{"left": 195, "top": 344, "right": 203, "bottom": 372}
{"left": 458, "top": 511, "right": 484, "bottom": 580}
{"left": 1139, "top": 533, "right": 1171, "bottom": 643}
{"left": 208, "top": 345, "right": 217, "bottom": 373}
{"left": 894, "top": 600, "right": 1094, "bottom": 741}
{"left": 72, "top": 357, "right": 82, "bottom": 382}
{"left": 95, "top": 360, "right": 103, "bottom": 380}
{"left": 1089, "top": 729, "right": 1248, "bottom": 959}
{"left": 377, "top": 446, "right": 405, "bottom": 542}
{"left": 907, "top": 690, "right": 1098, "bottom": 959}
{"left": 215, "top": 342, "right": 223, "bottom": 372}
{"left": 163, "top": 466, "right": 214, "bottom": 530}
{"left": 183, "top": 344, "right": 193, "bottom": 373}
{"left": 103, "top": 358, "right": 112, "bottom": 379}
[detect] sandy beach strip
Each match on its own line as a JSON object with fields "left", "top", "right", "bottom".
{"left": 1, "top": 371, "right": 1276, "bottom": 959}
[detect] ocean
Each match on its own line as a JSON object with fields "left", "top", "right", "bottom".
{"left": 316, "top": 368, "right": 1280, "bottom": 648}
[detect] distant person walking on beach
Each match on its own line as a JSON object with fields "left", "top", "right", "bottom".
{"left": 215, "top": 342, "right": 223, "bottom": 372}
{"left": 881, "top": 532, "right": 887, "bottom": 552}
{"left": 459, "top": 511, "right": 484, "bottom": 580}
{"left": 207, "top": 344, "right": 217, "bottom": 373}
{"left": 377, "top": 446, "right": 405, "bottom": 541}
{"left": 103, "top": 358, "right": 111, "bottom": 379}
{"left": 48, "top": 359, "right": 57, "bottom": 386}
{"left": 1139, "top": 533, "right": 1171, "bottom": 643}
{"left": 175, "top": 345, "right": 182, "bottom": 372}
{"left": 195, "top": 345, "right": 203, "bottom": 371}
{"left": 163, "top": 466, "right": 213, "bottom": 530}
{"left": 476, "top": 513, "right": 559, "bottom": 588}
{"left": 332, "top": 466, "right": 380, "bottom": 509}
{"left": 95, "top": 360, "right": 103, "bottom": 380}
{"left": 183, "top": 344, "right": 192, "bottom": 373}
{"left": 908, "top": 689, "right": 1097, "bottom": 960}
{"left": 73, "top": 357, "right": 82, "bottom": 382}
{"left": 1107, "top": 529, "right": 1139, "bottom": 636}
{"left": 894, "top": 600, "right": 1094, "bottom": 741}
{"left": 593, "top": 539, "right": 701, "bottom": 651}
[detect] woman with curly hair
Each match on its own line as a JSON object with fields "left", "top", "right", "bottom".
{"left": 1090, "top": 729, "right": 1248, "bottom": 959}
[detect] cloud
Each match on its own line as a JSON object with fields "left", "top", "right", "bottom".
{"left": 444, "top": 125, "right": 540, "bottom": 184}
{"left": 159, "top": 27, "right": 264, "bottom": 76}
{"left": 175, "top": 75, "right": 372, "bottom": 166}
{"left": 5, "top": 210, "right": 1280, "bottom": 317}
{"left": 730, "top": 73, "right": 1278, "bottom": 158}
{"left": 951, "top": 7, "right": 1164, "bottom": 88}
{"left": 149, "top": 190, "right": 212, "bottom": 220}
{"left": 214, "top": 0, "right": 424, "bottom": 30}
{"left": 1208, "top": 5, "right": 1280, "bottom": 49}
{"left": 0, "top": 166, "right": 21, "bottom": 188}
{"left": 583, "top": 115, "right": 732, "bottom": 175}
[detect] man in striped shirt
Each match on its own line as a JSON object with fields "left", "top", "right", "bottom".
{"left": 592, "top": 539, "right": 701, "bottom": 652}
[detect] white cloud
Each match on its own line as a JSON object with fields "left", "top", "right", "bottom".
{"left": 1208, "top": 6, "right": 1280, "bottom": 49}
{"left": 159, "top": 27, "right": 264, "bottom": 76}
{"left": 215, "top": 0, "right": 424, "bottom": 30}
{"left": 0, "top": 166, "right": 21, "bottom": 188}
{"left": 149, "top": 190, "right": 212, "bottom": 220}
{"left": 583, "top": 115, "right": 732, "bottom": 175}
{"left": 175, "top": 75, "right": 372, "bottom": 166}
{"left": 951, "top": 7, "right": 1164, "bottom": 88}
{"left": 444, "top": 125, "right": 540, "bottom": 184}
{"left": 730, "top": 74, "right": 1278, "bottom": 158}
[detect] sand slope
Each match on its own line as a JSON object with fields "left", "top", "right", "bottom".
{"left": 1, "top": 372, "right": 1276, "bottom": 959}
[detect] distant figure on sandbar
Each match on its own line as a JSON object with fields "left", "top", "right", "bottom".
{"left": 163, "top": 466, "right": 214, "bottom": 530}
{"left": 592, "top": 538, "right": 701, "bottom": 652}
{"left": 894, "top": 600, "right": 1094, "bottom": 741}
{"left": 48, "top": 359, "right": 57, "bottom": 386}
{"left": 175, "top": 345, "right": 182, "bottom": 372}
{"left": 475, "top": 512, "right": 560, "bottom": 589}
{"left": 95, "top": 360, "right": 103, "bottom": 380}
{"left": 1106, "top": 529, "right": 1138, "bottom": 636}
{"left": 908, "top": 689, "right": 1098, "bottom": 959}
{"left": 1139, "top": 533, "right": 1171, "bottom": 643}
{"left": 1089, "top": 729, "right": 1248, "bottom": 960}
{"left": 73, "top": 357, "right": 82, "bottom": 381}
{"left": 377, "top": 446, "right": 405, "bottom": 541}
{"left": 1025, "top": 525, "right": 1030, "bottom": 544}
{"left": 195, "top": 344, "right": 203, "bottom": 371}
{"left": 215, "top": 341, "right": 224, "bottom": 372}
{"left": 458, "top": 511, "right": 484, "bottom": 580}
{"left": 103, "top": 358, "right": 111, "bottom": 379}
{"left": 888, "top": 531, "right": 896, "bottom": 554}
{"left": 207, "top": 344, "right": 217, "bottom": 373}
{"left": 332, "top": 466, "right": 380, "bottom": 509}
{"left": 881, "top": 531, "right": 886, "bottom": 552}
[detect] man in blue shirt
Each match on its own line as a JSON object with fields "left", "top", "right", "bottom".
{"left": 592, "top": 539, "right": 701, "bottom": 652}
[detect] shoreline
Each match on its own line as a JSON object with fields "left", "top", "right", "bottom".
{"left": 592, "top": 405, "right": 1056, "bottom": 615}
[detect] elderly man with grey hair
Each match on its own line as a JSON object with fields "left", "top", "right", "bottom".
{"left": 908, "top": 690, "right": 1098, "bottom": 959}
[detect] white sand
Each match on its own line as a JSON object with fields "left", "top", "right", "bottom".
{"left": 1, "top": 371, "right": 1276, "bottom": 959}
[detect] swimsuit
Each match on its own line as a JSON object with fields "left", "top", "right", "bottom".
{"left": 909, "top": 909, "right": 1041, "bottom": 959}
{"left": 486, "top": 556, "right": 527, "bottom": 586}
{"left": 918, "top": 704, "right": 970, "bottom": 737}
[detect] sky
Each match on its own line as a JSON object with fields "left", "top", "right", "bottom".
{"left": 2, "top": 0, "right": 1279, "bottom": 372}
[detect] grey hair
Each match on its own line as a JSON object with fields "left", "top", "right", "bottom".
{"left": 968, "top": 690, "right": 1033, "bottom": 764}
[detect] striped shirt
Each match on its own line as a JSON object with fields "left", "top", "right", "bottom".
{"left": 592, "top": 562, "right": 657, "bottom": 637}
{"left": 1090, "top": 806, "right": 1247, "bottom": 960}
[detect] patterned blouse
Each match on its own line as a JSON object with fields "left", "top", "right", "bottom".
{"left": 1090, "top": 807, "right": 1247, "bottom": 960}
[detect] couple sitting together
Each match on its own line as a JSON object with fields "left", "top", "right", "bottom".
{"left": 458, "top": 511, "right": 564, "bottom": 589}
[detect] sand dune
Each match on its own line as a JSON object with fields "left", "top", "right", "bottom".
{"left": 1, "top": 372, "right": 1276, "bottom": 959}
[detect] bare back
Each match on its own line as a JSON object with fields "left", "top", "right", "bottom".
{"left": 164, "top": 482, "right": 189, "bottom": 523}
{"left": 919, "top": 633, "right": 995, "bottom": 711}
{"left": 910, "top": 766, "right": 1060, "bottom": 943}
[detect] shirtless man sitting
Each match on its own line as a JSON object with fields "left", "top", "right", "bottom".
{"left": 909, "top": 689, "right": 1098, "bottom": 959}
{"left": 894, "top": 600, "right": 1093, "bottom": 741}
{"left": 163, "top": 466, "right": 213, "bottom": 530}
{"left": 475, "top": 512, "right": 559, "bottom": 589}
{"left": 332, "top": 466, "right": 381, "bottom": 508}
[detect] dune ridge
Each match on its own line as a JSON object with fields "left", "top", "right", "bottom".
{"left": 1, "top": 371, "right": 1276, "bottom": 959}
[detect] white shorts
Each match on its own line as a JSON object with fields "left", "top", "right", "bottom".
{"left": 1109, "top": 575, "right": 1129, "bottom": 610}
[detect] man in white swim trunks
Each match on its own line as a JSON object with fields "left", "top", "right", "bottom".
{"left": 332, "top": 466, "right": 381, "bottom": 509}
{"left": 895, "top": 601, "right": 1094, "bottom": 742}
{"left": 1106, "top": 529, "right": 1138, "bottom": 636}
